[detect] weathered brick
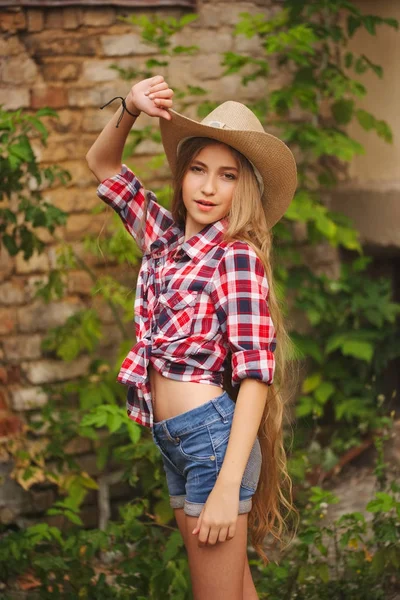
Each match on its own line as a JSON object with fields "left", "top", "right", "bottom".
{"left": 29, "top": 488, "right": 56, "bottom": 512}
{"left": 31, "top": 86, "right": 68, "bottom": 109}
{"left": 62, "top": 159, "right": 100, "bottom": 187}
{"left": 3, "top": 335, "right": 43, "bottom": 362}
{"left": 0, "top": 10, "right": 26, "bottom": 33}
{"left": 6, "top": 365, "right": 22, "bottom": 385}
{"left": 26, "top": 9, "right": 44, "bottom": 33}
{"left": 171, "top": 28, "right": 233, "bottom": 54}
{"left": 0, "top": 87, "right": 30, "bottom": 110}
{"left": 0, "top": 389, "right": 9, "bottom": 411}
{"left": 0, "top": 249, "right": 14, "bottom": 279}
{"left": 0, "top": 36, "right": 26, "bottom": 56}
{"left": 101, "top": 33, "right": 155, "bottom": 57}
{"left": 68, "top": 84, "right": 117, "bottom": 108}
{"left": 233, "top": 31, "right": 263, "bottom": 54}
{"left": 67, "top": 271, "right": 93, "bottom": 295}
{"left": 31, "top": 137, "right": 69, "bottom": 163}
{"left": 68, "top": 241, "right": 113, "bottom": 268}
{"left": 15, "top": 251, "right": 49, "bottom": 275}
{"left": 63, "top": 7, "right": 82, "bottom": 30}
{"left": 82, "top": 59, "right": 119, "bottom": 82}
{"left": 98, "top": 323, "right": 123, "bottom": 350}
{"left": 24, "top": 275, "right": 49, "bottom": 302}
{"left": 82, "top": 8, "right": 115, "bottom": 27}
{"left": 197, "top": 2, "right": 264, "bottom": 28}
{"left": 42, "top": 61, "right": 80, "bottom": 82}
{"left": 21, "top": 357, "right": 91, "bottom": 384}
{"left": 167, "top": 56, "right": 197, "bottom": 88}
{"left": 44, "top": 186, "right": 99, "bottom": 213}
{"left": 41, "top": 109, "right": 83, "bottom": 134}
{"left": 0, "top": 413, "right": 24, "bottom": 441}
{"left": 9, "top": 386, "right": 48, "bottom": 411}
{"left": 189, "top": 53, "right": 225, "bottom": 81}
{"left": 0, "top": 307, "right": 17, "bottom": 336}
{"left": 0, "top": 507, "right": 16, "bottom": 524}
{"left": 0, "top": 367, "right": 7, "bottom": 385}
{"left": 65, "top": 213, "right": 108, "bottom": 241}
{"left": 2, "top": 55, "right": 38, "bottom": 85}
{"left": 82, "top": 107, "right": 114, "bottom": 133}
{"left": 25, "top": 34, "right": 97, "bottom": 57}
{"left": 92, "top": 295, "right": 121, "bottom": 324}
{"left": 0, "top": 279, "right": 26, "bottom": 305}
{"left": 44, "top": 9, "right": 63, "bottom": 30}
{"left": 17, "top": 298, "right": 85, "bottom": 333}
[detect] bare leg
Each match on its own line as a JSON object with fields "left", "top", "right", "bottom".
{"left": 174, "top": 509, "right": 258, "bottom": 599}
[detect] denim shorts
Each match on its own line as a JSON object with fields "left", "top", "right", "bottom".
{"left": 151, "top": 390, "right": 262, "bottom": 517}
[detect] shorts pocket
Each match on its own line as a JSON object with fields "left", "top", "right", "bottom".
{"left": 241, "top": 437, "right": 262, "bottom": 491}
{"left": 156, "top": 289, "right": 198, "bottom": 341}
{"left": 153, "top": 437, "right": 183, "bottom": 475}
{"left": 178, "top": 425, "right": 215, "bottom": 462}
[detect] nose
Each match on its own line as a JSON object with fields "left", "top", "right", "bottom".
{"left": 201, "top": 174, "right": 216, "bottom": 196}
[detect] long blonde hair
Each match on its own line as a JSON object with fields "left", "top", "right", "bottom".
{"left": 170, "top": 137, "right": 297, "bottom": 562}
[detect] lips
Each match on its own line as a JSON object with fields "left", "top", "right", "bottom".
{"left": 195, "top": 200, "right": 216, "bottom": 206}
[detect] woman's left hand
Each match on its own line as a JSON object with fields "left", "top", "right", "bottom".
{"left": 191, "top": 480, "right": 240, "bottom": 547}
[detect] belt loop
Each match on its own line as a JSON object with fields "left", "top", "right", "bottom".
{"left": 211, "top": 392, "right": 229, "bottom": 423}
{"left": 162, "top": 422, "right": 179, "bottom": 444}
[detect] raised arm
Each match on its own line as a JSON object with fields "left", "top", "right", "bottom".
{"left": 86, "top": 75, "right": 173, "bottom": 183}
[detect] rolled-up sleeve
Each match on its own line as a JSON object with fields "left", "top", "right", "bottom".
{"left": 210, "top": 241, "right": 276, "bottom": 387}
{"left": 96, "top": 164, "right": 174, "bottom": 254}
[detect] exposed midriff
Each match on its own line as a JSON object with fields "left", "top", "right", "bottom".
{"left": 148, "top": 363, "right": 224, "bottom": 423}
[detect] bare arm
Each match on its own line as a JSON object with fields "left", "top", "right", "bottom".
{"left": 193, "top": 378, "right": 268, "bottom": 546}
{"left": 86, "top": 75, "right": 174, "bottom": 183}
{"left": 218, "top": 378, "right": 267, "bottom": 486}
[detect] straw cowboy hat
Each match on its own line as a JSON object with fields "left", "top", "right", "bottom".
{"left": 159, "top": 101, "right": 297, "bottom": 228}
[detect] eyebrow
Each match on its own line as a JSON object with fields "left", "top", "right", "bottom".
{"left": 192, "top": 159, "right": 239, "bottom": 171}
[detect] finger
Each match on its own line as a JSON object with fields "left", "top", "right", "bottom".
{"left": 153, "top": 98, "right": 173, "bottom": 108}
{"left": 149, "top": 75, "right": 165, "bottom": 86}
{"left": 227, "top": 525, "right": 236, "bottom": 540}
{"left": 198, "top": 524, "right": 210, "bottom": 548}
{"left": 207, "top": 526, "right": 220, "bottom": 546}
{"left": 192, "top": 509, "right": 204, "bottom": 535}
{"left": 218, "top": 527, "right": 228, "bottom": 543}
{"left": 145, "top": 81, "right": 168, "bottom": 95}
{"left": 149, "top": 89, "right": 174, "bottom": 99}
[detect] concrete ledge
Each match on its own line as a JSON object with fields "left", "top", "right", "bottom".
{"left": 328, "top": 186, "right": 400, "bottom": 250}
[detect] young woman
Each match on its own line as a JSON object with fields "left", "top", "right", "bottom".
{"left": 86, "top": 75, "right": 297, "bottom": 600}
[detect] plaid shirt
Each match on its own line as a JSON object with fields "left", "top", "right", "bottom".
{"left": 97, "top": 164, "right": 276, "bottom": 428}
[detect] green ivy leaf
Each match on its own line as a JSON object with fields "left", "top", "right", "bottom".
{"left": 331, "top": 99, "right": 354, "bottom": 124}
{"left": 341, "top": 340, "right": 373, "bottom": 362}
{"left": 302, "top": 373, "right": 322, "bottom": 394}
{"left": 314, "top": 382, "right": 335, "bottom": 405}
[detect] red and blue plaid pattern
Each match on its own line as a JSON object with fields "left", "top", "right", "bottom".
{"left": 97, "top": 165, "right": 276, "bottom": 428}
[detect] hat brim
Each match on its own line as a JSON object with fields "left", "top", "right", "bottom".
{"left": 159, "top": 109, "right": 297, "bottom": 229}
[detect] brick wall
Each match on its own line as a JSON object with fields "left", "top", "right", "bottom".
{"left": 0, "top": 0, "right": 282, "bottom": 528}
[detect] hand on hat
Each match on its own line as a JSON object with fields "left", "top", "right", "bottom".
{"left": 126, "top": 75, "right": 174, "bottom": 121}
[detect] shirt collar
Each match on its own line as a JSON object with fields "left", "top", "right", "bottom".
{"left": 149, "top": 218, "right": 228, "bottom": 263}
{"left": 181, "top": 218, "right": 228, "bottom": 263}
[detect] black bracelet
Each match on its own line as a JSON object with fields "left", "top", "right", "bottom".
{"left": 99, "top": 96, "right": 140, "bottom": 128}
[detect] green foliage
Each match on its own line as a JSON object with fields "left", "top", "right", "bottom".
{"left": 0, "top": 501, "right": 191, "bottom": 599}
{"left": 254, "top": 441, "right": 400, "bottom": 599}
{"left": 0, "top": 107, "right": 70, "bottom": 259}
{"left": 42, "top": 309, "right": 103, "bottom": 361}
